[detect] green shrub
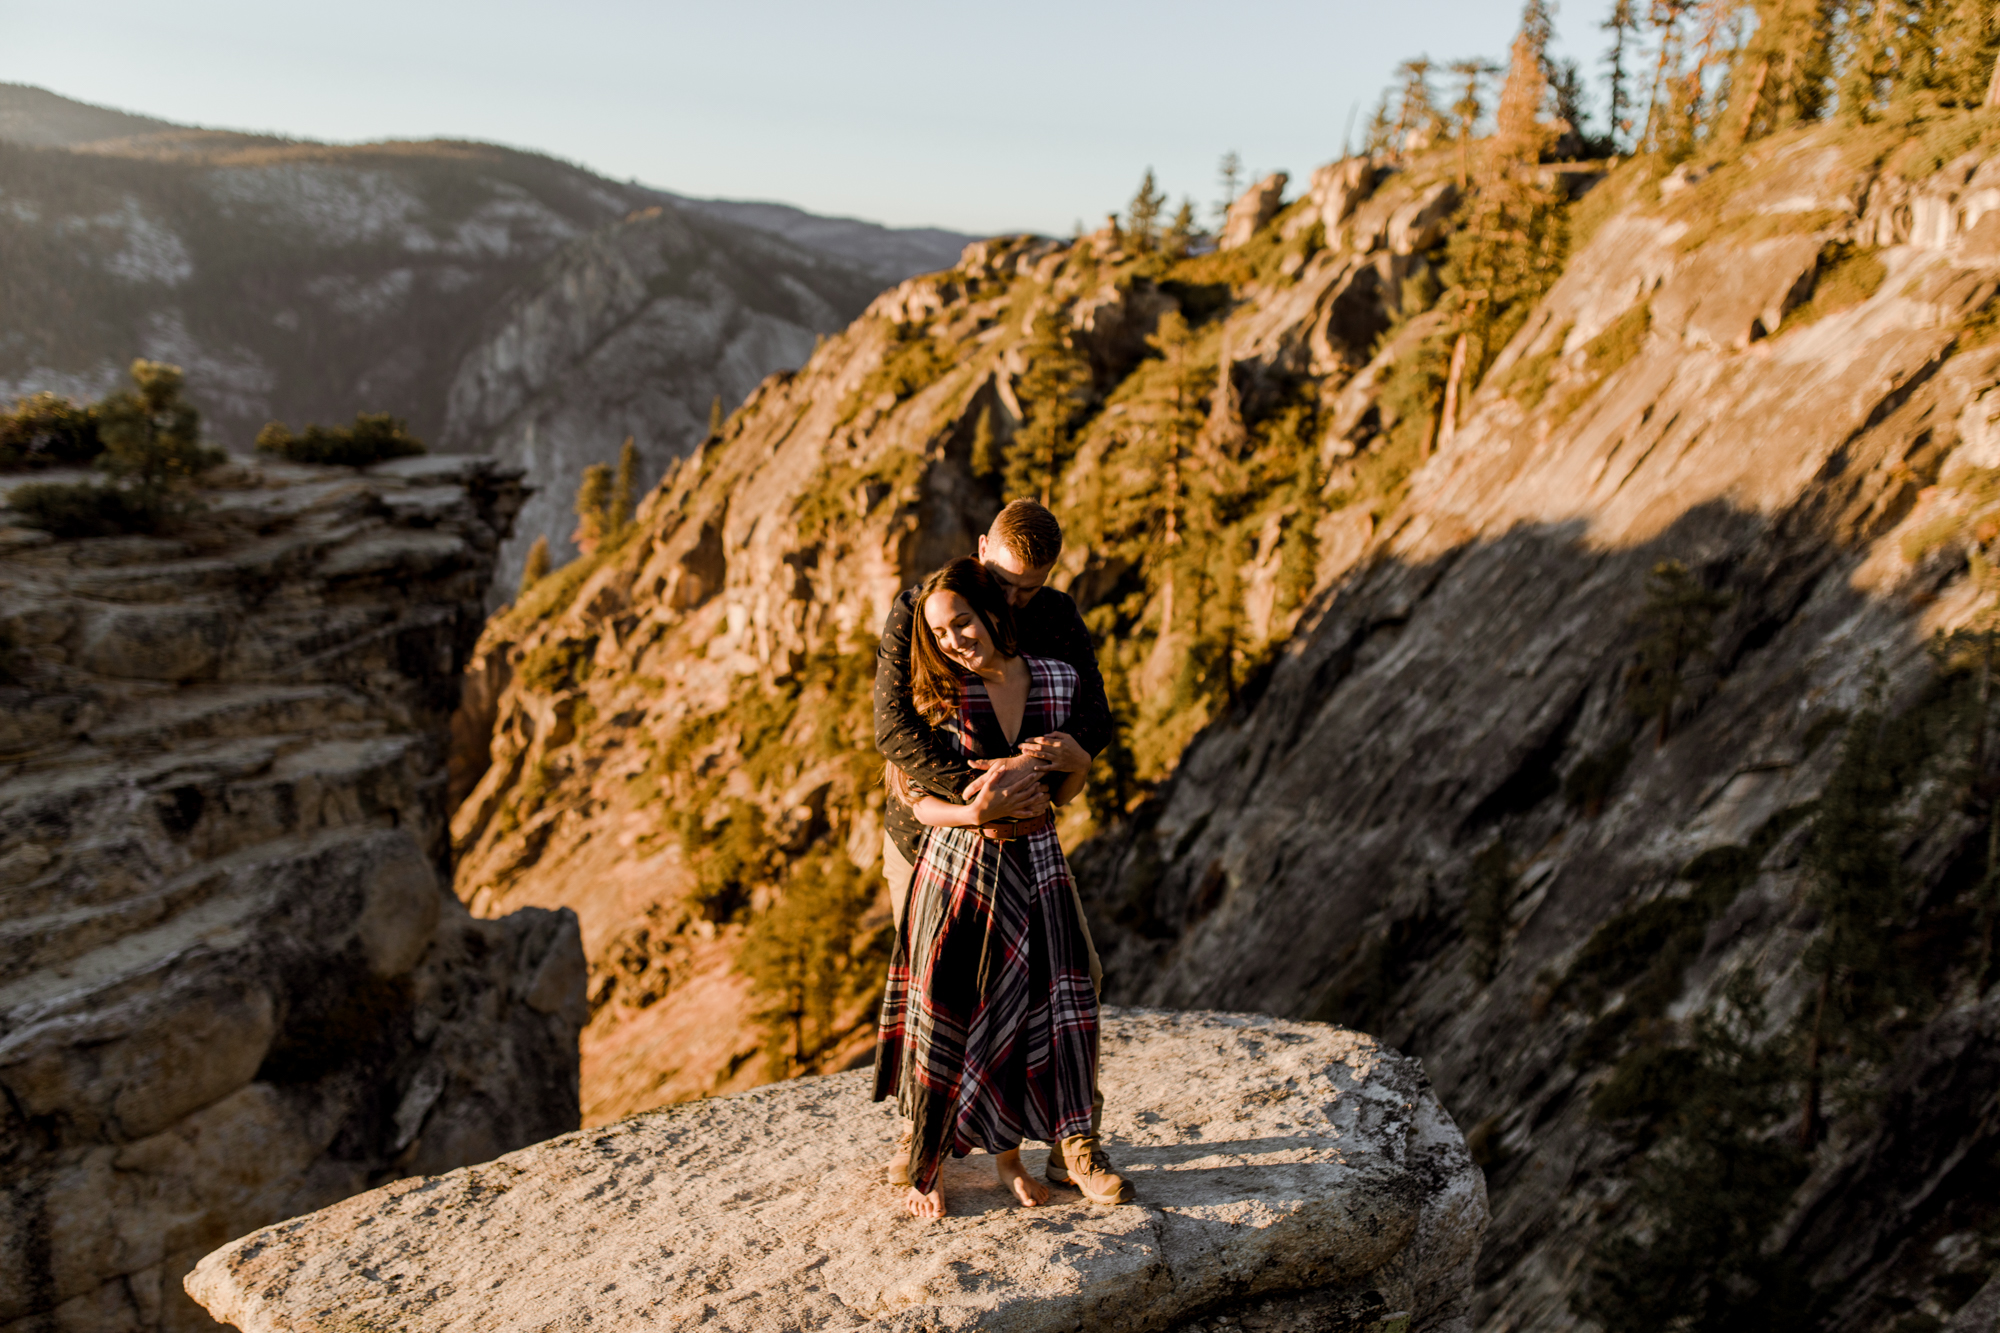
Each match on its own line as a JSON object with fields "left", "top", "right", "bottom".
{"left": 738, "top": 849, "right": 890, "bottom": 1078}
{"left": 1496, "top": 341, "right": 1562, "bottom": 409}
{"left": 255, "top": 413, "right": 425, "bottom": 467}
{"left": 1465, "top": 840, "right": 1516, "bottom": 982}
{"left": 1576, "top": 980, "right": 1810, "bottom": 1333}
{"left": 4, "top": 361, "right": 220, "bottom": 537}
{"left": 8, "top": 480, "right": 163, "bottom": 538}
{"left": 838, "top": 322, "right": 948, "bottom": 423}
{"left": 1626, "top": 559, "right": 1734, "bottom": 746}
{"left": 518, "top": 535, "right": 551, "bottom": 597}
{"left": 685, "top": 799, "right": 770, "bottom": 924}
{"left": 516, "top": 636, "right": 596, "bottom": 694}
{"left": 1787, "top": 242, "right": 1887, "bottom": 329}
{"left": 0, "top": 391, "right": 102, "bottom": 470}
{"left": 97, "top": 360, "right": 221, "bottom": 488}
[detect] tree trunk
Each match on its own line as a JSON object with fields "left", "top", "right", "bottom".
{"left": 1737, "top": 56, "right": 1771, "bottom": 142}
{"left": 1438, "top": 332, "right": 1470, "bottom": 454}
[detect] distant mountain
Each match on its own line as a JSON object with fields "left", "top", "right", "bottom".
{"left": 659, "top": 192, "right": 972, "bottom": 283}
{"left": 0, "top": 82, "right": 178, "bottom": 148}
{"left": 0, "top": 84, "right": 977, "bottom": 590}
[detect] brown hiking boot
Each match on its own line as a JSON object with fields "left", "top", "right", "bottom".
{"left": 1047, "top": 1134, "right": 1134, "bottom": 1205}
{"left": 886, "top": 1123, "right": 914, "bottom": 1187}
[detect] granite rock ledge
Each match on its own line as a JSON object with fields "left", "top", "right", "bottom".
{"left": 0, "top": 454, "right": 586, "bottom": 1333}
{"left": 186, "top": 1008, "right": 1486, "bottom": 1333}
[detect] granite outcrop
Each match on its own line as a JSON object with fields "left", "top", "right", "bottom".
{"left": 187, "top": 1010, "right": 1487, "bottom": 1333}
{"left": 0, "top": 455, "right": 588, "bottom": 1332}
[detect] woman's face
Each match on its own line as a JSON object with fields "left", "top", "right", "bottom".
{"left": 924, "top": 590, "right": 998, "bottom": 672}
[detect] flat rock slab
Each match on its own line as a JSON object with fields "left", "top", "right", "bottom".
{"left": 187, "top": 1009, "right": 1487, "bottom": 1332}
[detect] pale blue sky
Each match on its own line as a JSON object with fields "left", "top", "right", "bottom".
{"left": 0, "top": 0, "right": 1620, "bottom": 235}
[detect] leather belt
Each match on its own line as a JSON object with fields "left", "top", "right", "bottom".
{"left": 979, "top": 813, "right": 1052, "bottom": 842}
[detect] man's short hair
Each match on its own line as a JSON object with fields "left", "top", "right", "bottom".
{"left": 990, "top": 499, "right": 1062, "bottom": 568}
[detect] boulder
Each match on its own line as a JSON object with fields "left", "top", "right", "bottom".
{"left": 1652, "top": 233, "right": 1823, "bottom": 349}
{"left": 186, "top": 1009, "right": 1487, "bottom": 1333}
{"left": 1385, "top": 181, "right": 1459, "bottom": 256}
{"left": 1306, "top": 158, "right": 1377, "bottom": 239}
{"left": 1220, "top": 174, "right": 1291, "bottom": 251}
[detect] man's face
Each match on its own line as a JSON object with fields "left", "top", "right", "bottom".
{"left": 977, "top": 533, "right": 1056, "bottom": 609}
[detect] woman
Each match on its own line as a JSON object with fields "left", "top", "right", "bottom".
{"left": 873, "top": 557, "right": 1099, "bottom": 1220}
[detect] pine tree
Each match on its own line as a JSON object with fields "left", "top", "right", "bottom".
{"left": 519, "top": 534, "right": 551, "bottom": 596}
{"left": 1625, "top": 560, "right": 1734, "bottom": 746}
{"left": 1603, "top": 0, "right": 1641, "bottom": 149}
{"left": 738, "top": 852, "right": 877, "bottom": 1076}
{"left": 1447, "top": 58, "right": 1502, "bottom": 188}
{"left": 1148, "top": 310, "right": 1208, "bottom": 555}
{"left": 1440, "top": 10, "right": 1570, "bottom": 397}
{"left": 1550, "top": 57, "right": 1589, "bottom": 152}
{"left": 1796, "top": 694, "right": 1906, "bottom": 1146}
{"left": 970, "top": 399, "right": 1002, "bottom": 480}
{"left": 95, "top": 360, "right": 216, "bottom": 494}
{"left": 1364, "top": 93, "right": 1398, "bottom": 156}
{"left": 572, "top": 462, "right": 613, "bottom": 555}
{"left": 1394, "top": 57, "right": 1445, "bottom": 151}
{"left": 1004, "top": 309, "right": 1093, "bottom": 506}
{"left": 1164, "top": 198, "right": 1199, "bottom": 259}
{"left": 1518, "top": 0, "right": 1555, "bottom": 57}
{"left": 609, "top": 436, "right": 639, "bottom": 534}
{"left": 1215, "top": 151, "right": 1243, "bottom": 227}
{"left": 1727, "top": 0, "right": 1841, "bottom": 143}
{"left": 1638, "top": 0, "right": 1693, "bottom": 153}
{"left": 1126, "top": 169, "right": 1167, "bottom": 253}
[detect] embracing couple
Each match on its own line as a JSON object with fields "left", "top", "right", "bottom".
{"left": 870, "top": 498, "right": 1134, "bottom": 1220}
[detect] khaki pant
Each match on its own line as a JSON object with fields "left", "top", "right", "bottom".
{"left": 885, "top": 834, "right": 1104, "bottom": 1133}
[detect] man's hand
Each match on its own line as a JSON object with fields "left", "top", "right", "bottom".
{"left": 962, "top": 752, "right": 1044, "bottom": 801}
{"left": 966, "top": 777, "right": 1050, "bottom": 825}
{"left": 1017, "top": 730, "right": 1089, "bottom": 774}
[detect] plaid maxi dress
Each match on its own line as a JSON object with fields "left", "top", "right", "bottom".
{"left": 872, "top": 656, "right": 1100, "bottom": 1195}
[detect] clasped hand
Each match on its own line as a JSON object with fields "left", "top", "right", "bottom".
{"left": 960, "top": 731, "right": 1089, "bottom": 823}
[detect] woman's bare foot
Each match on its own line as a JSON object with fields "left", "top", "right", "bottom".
{"left": 996, "top": 1148, "right": 1050, "bottom": 1207}
{"left": 904, "top": 1184, "right": 947, "bottom": 1219}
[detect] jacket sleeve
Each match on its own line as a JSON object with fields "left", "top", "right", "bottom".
{"left": 873, "top": 591, "right": 980, "bottom": 800}
{"left": 1045, "top": 592, "right": 1114, "bottom": 758}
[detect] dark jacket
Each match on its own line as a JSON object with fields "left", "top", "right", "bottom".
{"left": 874, "top": 584, "right": 1112, "bottom": 861}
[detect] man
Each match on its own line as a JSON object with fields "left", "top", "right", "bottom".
{"left": 873, "top": 498, "right": 1132, "bottom": 1206}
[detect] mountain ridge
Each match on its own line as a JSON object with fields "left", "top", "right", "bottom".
{"left": 0, "top": 85, "right": 976, "bottom": 596}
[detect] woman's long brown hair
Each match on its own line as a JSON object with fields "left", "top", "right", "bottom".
{"left": 886, "top": 557, "right": 1018, "bottom": 808}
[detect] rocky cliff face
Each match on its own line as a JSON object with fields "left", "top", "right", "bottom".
{"left": 1075, "top": 136, "right": 2000, "bottom": 1329}
{"left": 0, "top": 455, "right": 587, "bottom": 1332}
{"left": 439, "top": 203, "right": 892, "bottom": 594}
{"left": 451, "top": 118, "right": 2000, "bottom": 1330}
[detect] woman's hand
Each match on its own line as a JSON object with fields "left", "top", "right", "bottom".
{"left": 1017, "top": 731, "right": 1089, "bottom": 774}
{"left": 967, "top": 776, "right": 1049, "bottom": 826}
